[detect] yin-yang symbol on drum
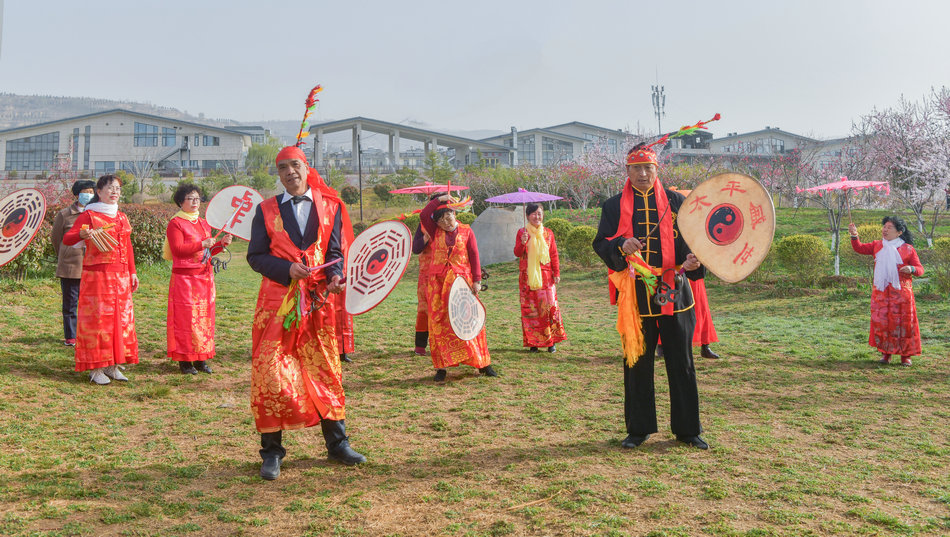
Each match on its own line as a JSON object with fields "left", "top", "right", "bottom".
{"left": 366, "top": 249, "right": 389, "bottom": 275}
{"left": 2, "top": 208, "right": 28, "bottom": 238}
{"left": 705, "top": 204, "right": 743, "bottom": 246}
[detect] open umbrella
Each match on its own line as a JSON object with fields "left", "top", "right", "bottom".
{"left": 797, "top": 176, "right": 890, "bottom": 222}
{"left": 389, "top": 182, "right": 469, "bottom": 195}
{"left": 485, "top": 188, "right": 563, "bottom": 226}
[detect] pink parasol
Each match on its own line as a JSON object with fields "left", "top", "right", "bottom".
{"left": 797, "top": 176, "right": 890, "bottom": 223}
{"left": 389, "top": 182, "right": 469, "bottom": 195}
{"left": 797, "top": 176, "right": 890, "bottom": 197}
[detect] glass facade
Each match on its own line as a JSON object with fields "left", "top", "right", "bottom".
{"left": 5, "top": 131, "right": 60, "bottom": 171}
{"left": 201, "top": 159, "right": 236, "bottom": 170}
{"left": 95, "top": 161, "right": 116, "bottom": 174}
{"left": 83, "top": 126, "right": 91, "bottom": 170}
{"left": 202, "top": 135, "right": 220, "bottom": 147}
{"left": 163, "top": 127, "right": 177, "bottom": 147}
{"left": 72, "top": 128, "right": 80, "bottom": 171}
{"left": 541, "top": 136, "right": 573, "bottom": 165}
{"left": 518, "top": 136, "right": 536, "bottom": 166}
{"left": 134, "top": 122, "right": 158, "bottom": 147}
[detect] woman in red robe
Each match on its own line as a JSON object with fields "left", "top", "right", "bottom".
{"left": 513, "top": 203, "right": 566, "bottom": 352}
{"left": 164, "top": 185, "right": 232, "bottom": 374}
{"left": 62, "top": 175, "right": 139, "bottom": 385}
{"left": 414, "top": 196, "right": 495, "bottom": 382}
{"left": 849, "top": 217, "right": 923, "bottom": 366}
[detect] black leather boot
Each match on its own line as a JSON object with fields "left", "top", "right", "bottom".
{"left": 340, "top": 353, "right": 353, "bottom": 363}
{"left": 321, "top": 420, "right": 366, "bottom": 466}
{"left": 193, "top": 361, "right": 213, "bottom": 373}
{"left": 259, "top": 431, "right": 285, "bottom": 480}
{"left": 179, "top": 361, "right": 197, "bottom": 375}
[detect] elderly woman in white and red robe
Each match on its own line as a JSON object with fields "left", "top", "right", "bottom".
{"left": 849, "top": 217, "right": 923, "bottom": 366}
{"left": 62, "top": 174, "right": 139, "bottom": 385}
{"left": 164, "top": 184, "right": 231, "bottom": 375}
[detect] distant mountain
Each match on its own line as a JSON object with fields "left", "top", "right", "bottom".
{"left": 0, "top": 93, "right": 244, "bottom": 130}
{"left": 0, "top": 94, "right": 506, "bottom": 149}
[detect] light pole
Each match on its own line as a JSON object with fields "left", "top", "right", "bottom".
{"left": 651, "top": 83, "right": 665, "bottom": 135}
{"left": 357, "top": 134, "right": 363, "bottom": 222}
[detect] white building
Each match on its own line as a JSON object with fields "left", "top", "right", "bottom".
{"left": 0, "top": 109, "right": 252, "bottom": 179}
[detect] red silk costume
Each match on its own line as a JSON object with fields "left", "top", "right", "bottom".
{"left": 251, "top": 196, "right": 345, "bottom": 433}
{"left": 62, "top": 210, "right": 139, "bottom": 372}
{"left": 851, "top": 238, "right": 923, "bottom": 357}
{"left": 415, "top": 233, "right": 433, "bottom": 334}
{"left": 165, "top": 217, "right": 224, "bottom": 361}
{"left": 513, "top": 227, "right": 566, "bottom": 348}
{"left": 423, "top": 224, "right": 491, "bottom": 370}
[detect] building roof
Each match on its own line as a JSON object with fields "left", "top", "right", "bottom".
{"left": 542, "top": 121, "right": 626, "bottom": 135}
{"left": 0, "top": 108, "right": 251, "bottom": 137}
{"left": 310, "top": 116, "right": 513, "bottom": 152}
{"left": 711, "top": 127, "right": 816, "bottom": 143}
{"left": 480, "top": 127, "right": 587, "bottom": 143}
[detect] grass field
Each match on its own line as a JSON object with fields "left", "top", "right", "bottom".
{"left": 0, "top": 208, "right": 948, "bottom": 537}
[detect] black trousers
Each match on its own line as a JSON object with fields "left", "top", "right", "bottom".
{"left": 60, "top": 278, "right": 81, "bottom": 340}
{"left": 624, "top": 310, "right": 702, "bottom": 437}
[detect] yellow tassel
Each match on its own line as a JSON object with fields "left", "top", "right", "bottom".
{"left": 276, "top": 282, "right": 298, "bottom": 318}
{"left": 609, "top": 271, "right": 645, "bottom": 368}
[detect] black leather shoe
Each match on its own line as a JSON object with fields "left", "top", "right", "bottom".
{"left": 328, "top": 442, "right": 367, "bottom": 466}
{"left": 621, "top": 434, "right": 649, "bottom": 448}
{"left": 700, "top": 345, "right": 720, "bottom": 359}
{"left": 528, "top": 347, "right": 539, "bottom": 353}
{"left": 548, "top": 345, "right": 557, "bottom": 353}
{"left": 434, "top": 369, "right": 447, "bottom": 382}
{"left": 340, "top": 353, "right": 353, "bottom": 363}
{"left": 677, "top": 435, "right": 709, "bottom": 450}
{"left": 179, "top": 361, "right": 197, "bottom": 375}
{"left": 193, "top": 361, "right": 212, "bottom": 374}
{"left": 479, "top": 365, "right": 498, "bottom": 377}
{"left": 260, "top": 455, "right": 281, "bottom": 480}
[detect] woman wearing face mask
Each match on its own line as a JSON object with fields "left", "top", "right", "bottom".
{"left": 848, "top": 217, "right": 923, "bottom": 366}
{"left": 62, "top": 175, "right": 139, "bottom": 384}
{"left": 51, "top": 179, "right": 96, "bottom": 347}
{"left": 414, "top": 194, "right": 495, "bottom": 382}
{"left": 513, "top": 203, "right": 566, "bottom": 353}
{"left": 163, "top": 184, "right": 232, "bottom": 375}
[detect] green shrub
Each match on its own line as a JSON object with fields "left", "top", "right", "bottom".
{"left": 774, "top": 234, "right": 830, "bottom": 286}
{"left": 929, "top": 238, "right": 950, "bottom": 294}
{"left": 747, "top": 246, "right": 777, "bottom": 283}
{"left": 402, "top": 212, "right": 421, "bottom": 231}
{"left": 457, "top": 212, "right": 476, "bottom": 225}
{"left": 544, "top": 218, "right": 573, "bottom": 241}
{"left": 124, "top": 204, "right": 177, "bottom": 265}
{"left": 564, "top": 225, "right": 598, "bottom": 266}
{"left": 341, "top": 186, "right": 360, "bottom": 205}
{"left": 352, "top": 221, "right": 369, "bottom": 235}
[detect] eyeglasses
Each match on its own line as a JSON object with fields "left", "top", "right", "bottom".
{"left": 184, "top": 196, "right": 201, "bottom": 202}
{"left": 104, "top": 186, "right": 122, "bottom": 192}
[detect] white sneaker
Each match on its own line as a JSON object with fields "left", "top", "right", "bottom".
{"left": 103, "top": 365, "right": 128, "bottom": 381}
{"left": 89, "top": 368, "right": 111, "bottom": 385}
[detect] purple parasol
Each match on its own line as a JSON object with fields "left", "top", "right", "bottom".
{"left": 484, "top": 188, "right": 563, "bottom": 204}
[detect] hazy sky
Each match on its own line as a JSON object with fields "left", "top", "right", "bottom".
{"left": 1, "top": 0, "right": 948, "bottom": 139}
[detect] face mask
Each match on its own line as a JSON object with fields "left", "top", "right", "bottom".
{"left": 78, "top": 192, "right": 94, "bottom": 206}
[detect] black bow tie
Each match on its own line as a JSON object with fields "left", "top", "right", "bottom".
{"left": 291, "top": 195, "right": 309, "bottom": 205}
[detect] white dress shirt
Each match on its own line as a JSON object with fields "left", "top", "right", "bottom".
{"left": 280, "top": 189, "right": 313, "bottom": 237}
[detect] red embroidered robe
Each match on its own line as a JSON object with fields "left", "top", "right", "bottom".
{"left": 513, "top": 227, "right": 566, "bottom": 348}
{"left": 166, "top": 217, "right": 224, "bottom": 361}
{"left": 250, "top": 197, "right": 345, "bottom": 433}
{"left": 423, "top": 224, "right": 490, "bottom": 369}
{"left": 62, "top": 210, "right": 138, "bottom": 371}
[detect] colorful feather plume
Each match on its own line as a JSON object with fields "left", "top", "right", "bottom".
{"left": 669, "top": 113, "right": 721, "bottom": 139}
{"left": 294, "top": 85, "right": 324, "bottom": 148}
{"left": 446, "top": 196, "right": 474, "bottom": 212}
